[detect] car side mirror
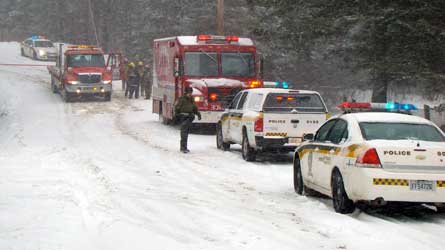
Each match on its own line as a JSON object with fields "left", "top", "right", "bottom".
{"left": 303, "top": 133, "right": 314, "bottom": 141}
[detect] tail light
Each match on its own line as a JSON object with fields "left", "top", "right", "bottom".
{"left": 356, "top": 148, "right": 382, "bottom": 168}
{"left": 254, "top": 113, "right": 263, "bottom": 132}
{"left": 209, "top": 93, "right": 218, "bottom": 102}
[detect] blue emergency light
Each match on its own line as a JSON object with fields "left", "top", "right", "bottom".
{"left": 274, "top": 81, "right": 289, "bottom": 89}
{"left": 385, "top": 102, "right": 417, "bottom": 111}
{"left": 31, "top": 35, "right": 46, "bottom": 40}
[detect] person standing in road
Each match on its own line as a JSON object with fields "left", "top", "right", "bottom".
{"left": 142, "top": 64, "right": 152, "bottom": 99}
{"left": 127, "top": 62, "right": 140, "bottom": 99}
{"left": 174, "top": 87, "right": 201, "bottom": 153}
{"left": 137, "top": 61, "right": 146, "bottom": 97}
{"left": 120, "top": 57, "right": 129, "bottom": 93}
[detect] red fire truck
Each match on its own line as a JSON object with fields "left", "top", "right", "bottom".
{"left": 152, "top": 35, "right": 263, "bottom": 124}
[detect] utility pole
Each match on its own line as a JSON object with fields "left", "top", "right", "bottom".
{"left": 217, "top": 0, "right": 224, "bottom": 35}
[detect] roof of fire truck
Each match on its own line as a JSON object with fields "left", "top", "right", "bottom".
{"left": 154, "top": 35, "right": 254, "bottom": 46}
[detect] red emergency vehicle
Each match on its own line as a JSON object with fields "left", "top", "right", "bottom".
{"left": 152, "top": 35, "right": 263, "bottom": 124}
{"left": 48, "top": 44, "right": 116, "bottom": 102}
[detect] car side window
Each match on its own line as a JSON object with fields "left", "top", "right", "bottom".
{"left": 315, "top": 119, "right": 337, "bottom": 142}
{"left": 327, "top": 119, "right": 348, "bottom": 144}
{"left": 229, "top": 92, "right": 242, "bottom": 109}
{"left": 236, "top": 92, "right": 249, "bottom": 110}
{"left": 247, "top": 93, "right": 263, "bottom": 111}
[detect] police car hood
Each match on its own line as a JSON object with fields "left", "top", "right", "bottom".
{"left": 365, "top": 140, "right": 445, "bottom": 172}
{"left": 187, "top": 78, "right": 245, "bottom": 89}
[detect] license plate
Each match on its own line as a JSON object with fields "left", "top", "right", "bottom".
{"left": 409, "top": 180, "right": 435, "bottom": 192}
{"left": 289, "top": 137, "right": 302, "bottom": 144}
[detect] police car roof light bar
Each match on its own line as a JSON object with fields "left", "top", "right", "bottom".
{"left": 338, "top": 102, "right": 417, "bottom": 113}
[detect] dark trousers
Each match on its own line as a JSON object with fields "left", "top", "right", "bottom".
{"left": 179, "top": 114, "right": 195, "bottom": 150}
{"left": 128, "top": 76, "right": 139, "bottom": 98}
{"left": 129, "top": 84, "right": 139, "bottom": 98}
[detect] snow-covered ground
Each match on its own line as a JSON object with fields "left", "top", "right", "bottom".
{"left": 0, "top": 42, "right": 444, "bottom": 250}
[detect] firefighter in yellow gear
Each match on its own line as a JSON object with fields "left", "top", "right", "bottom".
{"left": 136, "top": 61, "right": 146, "bottom": 97}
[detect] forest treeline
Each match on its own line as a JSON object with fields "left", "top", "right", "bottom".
{"left": 1, "top": 0, "right": 444, "bottom": 101}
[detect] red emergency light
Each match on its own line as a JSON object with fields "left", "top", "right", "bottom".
{"left": 197, "top": 35, "right": 240, "bottom": 43}
{"left": 225, "top": 36, "right": 239, "bottom": 42}
{"left": 338, "top": 102, "right": 371, "bottom": 109}
{"left": 197, "top": 35, "right": 212, "bottom": 41}
{"left": 209, "top": 93, "right": 218, "bottom": 101}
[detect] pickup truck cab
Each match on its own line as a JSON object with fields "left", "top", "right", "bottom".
{"left": 47, "top": 45, "right": 113, "bottom": 102}
{"left": 216, "top": 88, "right": 328, "bottom": 161}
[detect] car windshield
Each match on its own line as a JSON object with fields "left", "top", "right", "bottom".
{"left": 221, "top": 52, "right": 255, "bottom": 77}
{"left": 263, "top": 93, "right": 326, "bottom": 112}
{"left": 360, "top": 122, "right": 445, "bottom": 142}
{"left": 184, "top": 52, "right": 218, "bottom": 76}
{"left": 34, "top": 41, "right": 54, "bottom": 47}
{"left": 66, "top": 54, "right": 105, "bottom": 67}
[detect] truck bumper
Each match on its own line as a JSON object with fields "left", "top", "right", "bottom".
{"left": 65, "top": 84, "right": 112, "bottom": 94}
{"left": 194, "top": 111, "right": 224, "bottom": 124}
{"left": 255, "top": 136, "right": 298, "bottom": 152}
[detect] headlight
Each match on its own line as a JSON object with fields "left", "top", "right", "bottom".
{"left": 38, "top": 50, "right": 46, "bottom": 56}
{"left": 194, "top": 96, "right": 204, "bottom": 102}
{"left": 102, "top": 80, "right": 112, "bottom": 84}
{"left": 67, "top": 80, "right": 79, "bottom": 84}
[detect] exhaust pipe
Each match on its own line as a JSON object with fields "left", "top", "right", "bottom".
{"left": 371, "top": 197, "right": 387, "bottom": 206}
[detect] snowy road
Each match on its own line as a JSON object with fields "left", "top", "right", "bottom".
{"left": 1, "top": 42, "right": 444, "bottom": 250}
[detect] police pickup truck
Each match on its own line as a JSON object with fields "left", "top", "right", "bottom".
{"left": 216, "top": 88, "right": 328, "bottom": 161}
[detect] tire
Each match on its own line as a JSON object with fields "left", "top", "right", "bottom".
{"left": 241, "top": 130, "right": 256, "bottom": 162}
{"left": 51, "top": 76, "right": 58, "bottom": 93}
{"left": 21, "top": 48, "right": 24, "bottom": 57}
{"left": 216, "top": 123, "right": 230, "bottom": 151}
{"left": 332, "top": 170, "right": 355, "bottom": 214}
{"left": 63, "top": 88, "right": 72, "bottom": 103}
{"left": 435, "top": 204, "right": 445, "bottom": 213}
{"left": 293, "top": 158, "right": 304, "bottom": 195}
{"left": 104, "top": 92, "right": 111, "bottom": 101}
{"left": 33, "top": 51, "right": 37, "bottom": 60}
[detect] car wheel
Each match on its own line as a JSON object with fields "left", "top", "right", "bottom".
{"left": 216, "top": 123, "right": 230, "bottom": 151}
{"left": 293, "top": 158, "right": 304, "bottom": 195}
{"left": 51, "top": 76, "right": 58, "bottom": 93}
{"left": 332, "top": 170, "right": 355, "bottom": 214}
{"left": 33, "top": 51, "right": 37, "bottom": 60}
{"left": 21, "top": 49, "right": 25, "bottom": 56}
{"left": 242, "top": 130, "right": 256, "bottom": 162}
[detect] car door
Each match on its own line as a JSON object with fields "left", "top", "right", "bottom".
{"left": 310, "top": 119, "right": 337, "bottom": 191}
{"left": 316, "top": 119, "right": 348, "bottom": 190}
{"left": 230, "top": 92, "right": 249, "bottom": 144}
{"left": 224, "top": 92, "right": 242, "bottom": 141}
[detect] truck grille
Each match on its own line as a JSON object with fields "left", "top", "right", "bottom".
{"left": 78, "top": 73, "right": 101, "bottom": 84}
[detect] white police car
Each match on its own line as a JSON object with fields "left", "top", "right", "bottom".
{"left": 293, "top": 102, "right": 445, "bottom": 213}
{"left": 21, "top": 36, "right": 57, "bottom": 61}
{"left": 216, "top": 88, "right": 329, "bottom": 161}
